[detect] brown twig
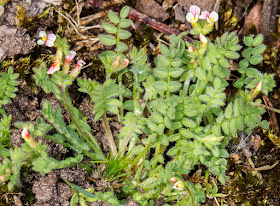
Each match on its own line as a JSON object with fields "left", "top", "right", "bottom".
{"left": 262, "top": 95, "right": 279, "bottom": 132}
{"left": 127, "top": 7, "right": 195, "bottom": 43}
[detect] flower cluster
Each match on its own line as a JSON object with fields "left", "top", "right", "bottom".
{"left": 37, "top": 31, "right": 87, "bottom": 77}
{"left": 186, "top": 5, "right": 218, "bottom": 25}
{"left": 185, "top": 5, "right": 219, "bottom": 36}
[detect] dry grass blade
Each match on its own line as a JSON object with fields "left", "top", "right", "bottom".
{"left": 56, "top": 10, "right": 81, "bottom": 35}
{"left": 80, "top": 12, "right": 106, "bottom": 26}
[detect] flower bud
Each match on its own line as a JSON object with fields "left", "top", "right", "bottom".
{"left": 170, "top": 177, "right": 179, "bottom": 183}
{"left": 47, "top": 48, "right": 63, "bottom": 74}
{"left": 22, "top": 128, "right": 37, "bottom": 148}
{"left": 65, "top": 51, "right": 76, "bottom": 64}
{"left": 188, "top": 46, "right": 195, "bottom": 53}
{"left": 113, "top": 59, "right": 129, "bottom": 73}
{"left": 70, "top": 60, "right": 86, "bottom": 79}
{"left": 111, "top": 56, "right": 121, "bottom": 69}
{"left": 248, "top": 81, "right": 262, "bottom": 101}
{"left": 63, "top": 51, "right": 76, "bottom": 74}
{"left": 118, "top": 59, "right": 129, "bottom": 70}
{"left": 199, "top": 33, "right": 207, "bottom": 46}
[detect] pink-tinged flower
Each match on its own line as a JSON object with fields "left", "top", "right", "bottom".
{"left": 63, "top": 51, "right": 76, "bottom": 74}
{"left": 173, "top": 181, "right": 184, "bottom": 190}
{"left": 47, "top": 48, "right": 63, "bottom": 74}
{"left": 22, "top": 128, "right": 30, "bottom": 140}
{"left": 199, "top": 33, "right": 207, "bottom": 45}
{"left": 65, "top": 51, "right": 76, "bottom": 64}
{"left": 186, "top": 5, "right": 201, "bottom": 23}
{"left": 47, "top": 61, "right": 60, "bottom": 74}
{"left": 37, "top": 31, "right": 56, "bottom": 47}
{"left": 70, "top": 60, "right": 86, "bottom": 78}
{"left": 199, "top": 11, "right": 218, "bottom": 24}
{"left": 188, "top": 46, "right": 195, "bottom": 53}
{"left": 77, "top": 60, "right": 86, "bottom": 68}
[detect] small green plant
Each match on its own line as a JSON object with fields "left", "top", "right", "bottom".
{"left": 3, "top": 4, "right": 276, "bottom": 206}
{"left": 84, "top": 5, "right": 273, "bottom": 205}
{"left": 0, "top": 67, "right": 19, "bottom": 157}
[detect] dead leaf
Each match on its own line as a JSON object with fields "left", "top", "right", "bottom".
{"left": 239, "top": 1, "right": 262, "bottom": 35}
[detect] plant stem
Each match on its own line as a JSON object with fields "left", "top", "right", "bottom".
{"left": 133, "top": 83, "right": 141, "bottom": 116}
{"left": 102, "top": 113, "right": 118, "bottom": 157}
{"left": 183, "top": 70, "right": 194, "bottom": 95}
{"left": 159, "top": 129, "right": 174, "bottom": 154}
{"left": 250, "top": 102, "right": 280, "bottom": 114}
{"left": 61, "top": 85, "right": 104, "bottom": 158}
{"left": 151, "top": 140, "right": 161, "bottom": 169}
{"left": 118, "top": 73, "right": 124, "bottom": 121}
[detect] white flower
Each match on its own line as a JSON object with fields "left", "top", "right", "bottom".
{"left": 37, "top": 31, "right": 56, "bottom": 47}
{"left": 199, "top": 11, "right": 218, "bottom": 24}
{"left": 186, "top": 5, "right": 201, "bottom": 23}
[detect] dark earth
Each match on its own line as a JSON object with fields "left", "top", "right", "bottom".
{"left": 1, "top": 0, "right": 280, "bottom": 205}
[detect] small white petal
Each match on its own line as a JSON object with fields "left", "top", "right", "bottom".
{"left": 47, "top": 34, "right": 56, "bottom": 42}
{"left": 37, "top": 39, "right": 45, "bottom": 45}
{"left": 209, "top": 11, "right": 218, "bottom": 22}
{"left": 39, "top": 31, "right": 47, "bottom": 38}
{"left": 190, "top": 5, "right": 200, "bottom": 15}
{"left": 186, "top": 13, "right": 194, "bottom": 23}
